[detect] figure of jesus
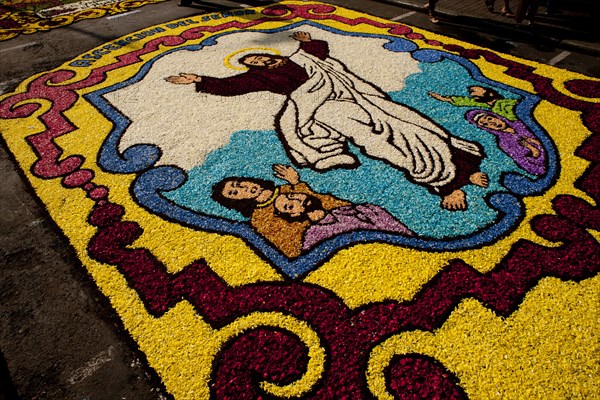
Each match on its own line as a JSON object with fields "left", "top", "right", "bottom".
{"left": 167, "top": 32, "right": 488, "bottom": 210}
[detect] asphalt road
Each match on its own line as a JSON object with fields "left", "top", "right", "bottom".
{"left": 0, "top": 0, "right": 598, "bottom": 398}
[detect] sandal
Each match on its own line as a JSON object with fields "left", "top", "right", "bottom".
{"left": 484, "top": 0, "right": 495, "bottom": 12}
{"left": 428, "top": 10, "right": 439, "bottom": 23}
{"left": 501, "top": 8, "right": 515, "bottom": 17}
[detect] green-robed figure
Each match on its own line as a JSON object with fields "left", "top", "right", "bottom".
{"left": 429, "top": 85, "right": 519, "bottom": 121}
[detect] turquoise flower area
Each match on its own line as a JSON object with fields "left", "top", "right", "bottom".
{"left": 164, "top": 59, "right": 549, "bottom": 240}
{"left": 92, "top": 21, "right": 558, "bottom": 277}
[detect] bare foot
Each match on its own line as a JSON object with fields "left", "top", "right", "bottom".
{"left": 442, "top": 190, "right": 467, "bottom": 211}
{"left": 469, "top": 172, "right": 489, "bottom": 188}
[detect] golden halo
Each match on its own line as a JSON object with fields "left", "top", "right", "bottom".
{"left": 224, "top": 47, "right": 282, "bottom": 71}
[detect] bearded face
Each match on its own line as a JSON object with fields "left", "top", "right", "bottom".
{"left": 239, "top": 54, "right": 287, "bottom": 68}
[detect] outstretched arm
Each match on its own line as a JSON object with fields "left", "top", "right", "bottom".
{"left": 292, "top": 31, "right": 312, "bottom": 42}
{"left": 273, "top": 164, "right": 300, "bottom": 185}
{"left": 167, "top": 71, "right": 278, "bottom": 96}
{"left": 292, "top": 31, "right": 329, "bottom": 60}
{"left": 165, "top": 73, "right": 202, "bottom": 84}
{"left": 428, "top": 92, "right": 452, "bottom": 102}
{"left": 519, "top": 138, "right": 541, "bottom": 158}
{"left": 524, "top": 137, "right": 542, "bottom": 147}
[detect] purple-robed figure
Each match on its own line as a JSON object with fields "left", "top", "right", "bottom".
{"left": 271, "top": 188, "right": 415, "bottom": 252}
{"left": 466, "top": 109, "right": 547, "bottom": 176}
{"left": 301, "top": 203, "right": 415, "bottom": 251}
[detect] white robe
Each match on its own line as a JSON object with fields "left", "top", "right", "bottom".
{"left": 277, "top": 49, "right": 483, "bottom": 188}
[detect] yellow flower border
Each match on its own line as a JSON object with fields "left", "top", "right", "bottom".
{"left": 0, "top": 2, "right": 598, "bottom": 398}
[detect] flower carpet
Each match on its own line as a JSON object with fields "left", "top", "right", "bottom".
{"left": 0, "top": 0, "right": 168, "bottom": 41}
{"left": 0, "top": 1, "right": 599, "bottom": 398}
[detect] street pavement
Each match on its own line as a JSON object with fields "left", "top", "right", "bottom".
{"left": 0, "top": 0, "right": 598, "bottom": 399}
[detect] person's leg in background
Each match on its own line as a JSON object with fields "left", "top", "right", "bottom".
{"left": 545, "top": 0, "right": 558, "bottom": 15}
{"left": 501, "top": 0, "right": 515, "bottom": 16}
{"left": 525, "top": 0, "right": 541, "bottom": 23}
{"left": 484, "top": 0, "right": 514, "bottom": 17}
{"left": 425, "top": 0, "right": 440, "bottom": 23}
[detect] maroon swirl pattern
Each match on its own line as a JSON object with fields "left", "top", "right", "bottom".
{"left": 386, "top": 355, "right": 467, "bottom": 399}
{"left": 85, "top": 184, "right": 600, "bottom": 398}
{"left": 1, "top": 3, "right": 599, "bottom": 398}
{"left": 212, "top": 328, "right": 310, "bottom": 399}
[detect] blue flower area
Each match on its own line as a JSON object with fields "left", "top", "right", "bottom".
{"left": 164, "top": 59, "right": 538, "bottom": 239}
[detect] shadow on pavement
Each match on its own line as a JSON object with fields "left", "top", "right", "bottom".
{"left": 0, "top": 351, "right": 19, "bottom": 400}
{"left": 382, "top": 0, "right": 600, "bottom": 55}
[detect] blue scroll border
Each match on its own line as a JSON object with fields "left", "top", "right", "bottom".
{"left": 87, "top": 21, "right": 559, "bottom": 279}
